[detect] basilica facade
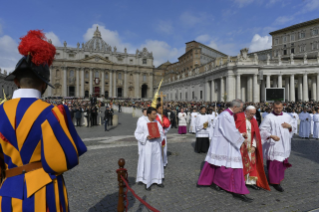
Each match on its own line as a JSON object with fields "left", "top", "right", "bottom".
{"left": 44, "top": 27, "right": 154, "bottom": 99}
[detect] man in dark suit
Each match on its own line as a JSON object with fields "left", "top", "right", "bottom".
{"left": 75, "top": 106, "right": 82, "bottom": 126}
{"left": 104, "top": 107, "right": 111, "bottom": 131}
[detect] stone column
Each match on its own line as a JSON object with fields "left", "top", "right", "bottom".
{"left": 48, "top": 67, "right": 52, "bottom": 96}
{"left": 124, "top": 71, "right": 128, "bottom": 98}
{"left": 253, "top": 74, "right": 260, "bottom": 103}
{"left": 109, "top": 70, "right": 113, "bottom": 98}
{"left": 101, "top": 70, "right": 105, "bottom": 98}
{"left": 135, "top": 72, "right": 140, "bottom": 98}
{"left": 76, "top": 68, "right": 80, "bottom": 97}
{"left": 278, "top": 75, "right": 282, "bottom": 88}
{"left": 236, "top": 74, "right": 241, "bottom": 100}
{"left": 220, "top": 77, "right": 225, "bottom": 102}
{"left": 261, "top": 77, "right": 265, "bottom": 101}
{"left": 290, "top": 75, "right": 295, "bottom": 102}
{"left": 148, "top": 73, "right": 153, "bottom": 98}
{"left": 89, "top": 69, "right": 93, "bottom": 96}
{"left": 205, "top": 80, "right": 211, "bottom": 101}
{"left": 63, "top": 66, "right": 67, "bottom": 97}
{"left": 285, "top": 76, "right": 289, "bottom": 101}
{"left": 298, "top": 76, "right": 303, "bottom": 101}
{"left": 211, "top": 80, "right": 215, "bottom": 101}
{"left": 226, "top": 75, "right": 235, "bottom": 101}
{"left": 81, "top": 68, "right": 85, "bottom": 98}
{"left": 303, "top": 73, "right": 308, "bottom": 101}
{"left": 247, "top": 76, "right": 253, "bottom": 102}
{"left": 311, "top": 75, "right": 317, "bottom": 101}
{"left": 241, "top": 77, "right": 246, "bottom": 102}
{"left": 317, "top": 73, "right": 319, "bottom": 102}
{"left": 113, "top": 70, "right": 117, "bottom": 97}
{"left": 266, "top": 75, "right": 271, "bottom": 88}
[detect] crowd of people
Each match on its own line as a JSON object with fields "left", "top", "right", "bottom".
{"left": 134, "top": 98, "right": 319, "bottom": 203}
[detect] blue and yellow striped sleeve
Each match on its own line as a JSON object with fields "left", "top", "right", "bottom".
{"left": 41, "top": 106, "right": 87, "bottom": 174}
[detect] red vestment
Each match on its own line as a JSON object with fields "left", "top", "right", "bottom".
{"left": 234, "top": 112, "right": 270, "bottom": 191}
{"left": 156, "top": 114, "right": 171, "bottom": 146}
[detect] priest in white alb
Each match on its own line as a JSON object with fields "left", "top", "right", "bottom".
{"left": 313, "top": 108, "right": 319, "bottom": 140}
{"left": 198, "top": 100, "right": 253, "bottom": 202}
{"left": 189, "top": 108, "right": 197, "bottom": 133}
{"left": 259, "top": 101, "right": 295, "bottom": 192}
{"left": 299, "top": 107, "right": 311, "bottom": 139}
{"left": 290, "top": 109, "right": 299, "bottom": 134}
{"left": 135, "top": 107, "right": 165, "bottom": 191}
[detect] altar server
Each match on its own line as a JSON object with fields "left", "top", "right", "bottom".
{"left": 178, "top": 108, "right": 188, "bottom": 134}
{"left": 259, "top": 101, "right": 295, "bottom": 192}
{"left": 194, "top": 106, "right": 210, "bottom": 153}
{"left": 198, "top": 100, "right": 253, "bottom": 202}
{"left": 299, "top": 107, "right": 311, "bottom": 139}
{"left": 135, "top": 107, "right": 164, "bottom": 190}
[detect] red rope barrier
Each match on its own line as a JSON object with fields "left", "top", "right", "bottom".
{"left": 120, "top": 175, "right": 160, "bottom": 212}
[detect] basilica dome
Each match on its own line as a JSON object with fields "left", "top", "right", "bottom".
{"left": 84, "top": 26, "right": 111, "bottom": 52}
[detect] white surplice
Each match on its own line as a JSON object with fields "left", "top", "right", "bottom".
{"left": 313, "top": 114, "right": 319, "bottom": 139}
{"left": 205, "top": 109, "right": 245, "bottom": 168}
{"left": 178, "top": 112, "right": 188, "bottom": 126}
{"left": 290, "top": 112, "right": 299, "bottom": 134}
{"left": 299, "top": 112, "right": 311, "bottom": 138}
{"left": 136, "top": 115, "right": 147, "bottom": 155}
{"left": 259, "top": 113, "right": 295, "bottom": 162}
{"left": 310, "top": 114, "right": 314, "bottom": 135}
{"left": 207, "top": 114, "right": 216, "bottom": 141}
{"left": 157, "top": 114, "right": 171, "bottom": 167}
{"left": 189, "top": 112, "right": 198, "bottom": 133}
{"left": 195, "top": 114, "right": 210, "bottom": 138}
{"left": 135, "top": 118, "right": 164, "bottom": 188}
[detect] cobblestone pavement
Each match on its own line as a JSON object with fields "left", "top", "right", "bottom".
{"left": 65, "top": 123, "right": 319, "bottom": 212}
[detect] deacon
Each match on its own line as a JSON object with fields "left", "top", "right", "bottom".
{"left": 156, "top": 104, "right": 171, "bottom": 167}
{"left": 136, "top": 108, "right": 148, "bottom": 155}
{"left": 198, "top": 100, "right": 253, "bottom": 202}
{"left": 135, "top": 107, "right": 165, "bottom": 190}
{"left": 299, "top": 107, "right": 311, "bottom": 139}
{"left": 234, "top": 106, "right": 270, "bottom": 191}
{"left": 313, "top": 108, "right": 319, "bottom": 140}
{"left": 259, "top": 101, "right": 295, "bottom": 192}
{"left": 194, "top": 106, "right": 210, "bottom": 153}
{"left": 189, "top": 108, "right": 197, "bottom": 133}
{"left": 0, "top": 30, "right": 87, "bottom": 210}
{"left": 178, "top": 108, "right": 188, "bottom": 134}
{"left": 290, "top": 109, "right": 299, "bottom": 134}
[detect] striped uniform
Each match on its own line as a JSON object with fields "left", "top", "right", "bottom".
{"left": 0, "top": 97, "right": 87, "bottom": 211}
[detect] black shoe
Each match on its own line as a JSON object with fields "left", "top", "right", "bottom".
{"left": 211, "top": 184, "right": 223, "bottom": 192}
{"left": 232, "top": 193, "right": 254, "bottom": 202}
{"left": 273, "top": 184, "right": 284, "bottom": 192}
{"left": 145, "top": 185, "right": 151, "bottom": 191}
{"left": 247, "top": 184, "right": 261, "bottom": 190}
{"left": 157, "top": 184, "right": 164, "bottom": 188}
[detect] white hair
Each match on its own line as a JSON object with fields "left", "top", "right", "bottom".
{"left": 245, "top": 105, "right": 256, "bottom": 111}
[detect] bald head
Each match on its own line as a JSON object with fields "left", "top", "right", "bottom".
{"left": 245, "top": 105, "right": 256, "bottom": 120}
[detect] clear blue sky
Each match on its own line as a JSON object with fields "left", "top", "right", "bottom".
{"left": 0, "top": 0, "right": 318, "bottom": 70}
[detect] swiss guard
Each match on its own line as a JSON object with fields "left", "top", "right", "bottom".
{"left": 0, "top": 30, "right": 87, "bottom": 211}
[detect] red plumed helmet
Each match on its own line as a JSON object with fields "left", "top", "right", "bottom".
{"left": 18, "top": 30, "right": 56, "bottom": 66}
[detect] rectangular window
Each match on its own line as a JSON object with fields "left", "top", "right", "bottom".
{"left": 284, "top": 50, "right": 287, "bottom": 55}
{"left": 143, "top": 59, "right": 147, "bottom": 64}
{"left": 118, "top": 58, "right": 123, "bottom": 62}
{"left": 312, "top": 29, "right": 318, "bottom": 36}
{"left": 105, "top": 57, "right": 109, "bottom": 60}
{"left": 291, "top": 48, "right": 294, "bottom": 54}
{"left": 69, "top": 54, "right": 74, "bottom": 58}
{"left": 95, "top": 71, "right": 99, "bottom": 78}
{"left": 118, "top": 73, "right": 122, "bottom": 80}
{"left": 282, "top": 36, "right": 287, "bottom": 43}
{"left": 143, "top": 75, "right": 147, "bottom": 82}
{"left": 275, "top": 39, "right": 278, "bottom": 45}
{"left": 303, "top": 46, "right": 306, "bottom": 51}
{"left": 299, "top": 32, "right": 305, "bottom": 39}
{"left": 85, "top": 55, "right": 89, "bottom": 58}
{"left": 130, "top": 59, "right": 133, "bottom": 62}
{"left": 105, "top": 73, "right": 108, "bottom": 79}
{"left": 312, "top": 43, "right": 315, "bottom": 50}
{"left": 290, "top": 34, "right": 295, "bottom": 41}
